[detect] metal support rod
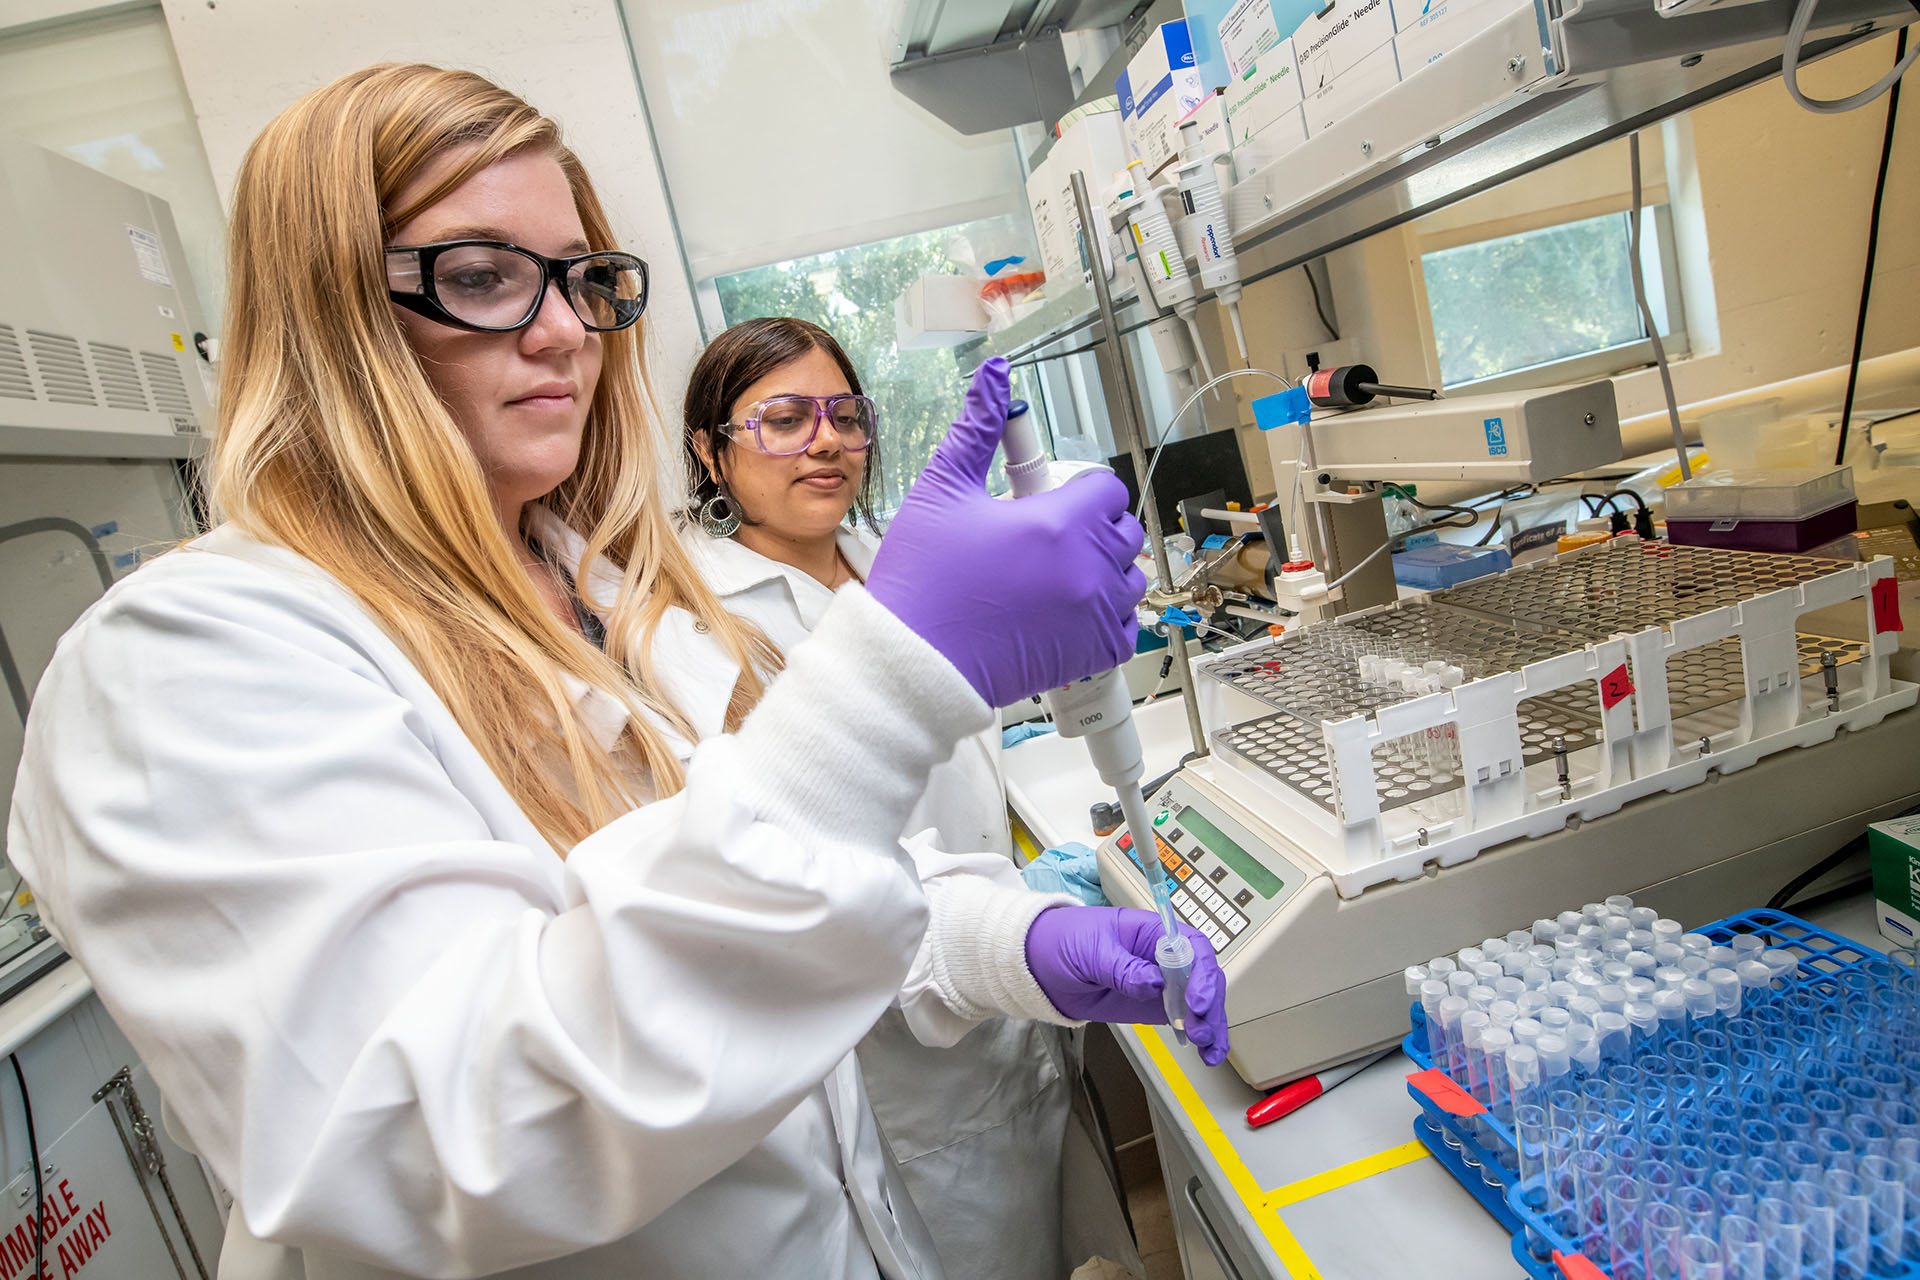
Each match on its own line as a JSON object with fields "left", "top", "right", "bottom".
{"left": 1068, "top": 169, "right": 1206, "bottom": 759}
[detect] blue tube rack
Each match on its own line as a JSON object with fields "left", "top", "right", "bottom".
{"left": 1404, "top": 908, "right": 1920, "bottom": 1280}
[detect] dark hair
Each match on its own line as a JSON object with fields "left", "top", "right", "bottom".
{"left": 682, "top": 317, "right": 880, "bottom": 531}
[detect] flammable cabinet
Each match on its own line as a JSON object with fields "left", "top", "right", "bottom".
{"left": 0, "top": 961, "right": 223, "bottom": 1280}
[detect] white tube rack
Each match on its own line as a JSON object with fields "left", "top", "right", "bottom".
{"left": 1192, "top": 539, "right": 1914, "bottom": 897}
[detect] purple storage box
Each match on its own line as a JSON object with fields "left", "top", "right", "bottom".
{"left": 1666, "top": 498, "right": 1858, "bottom": 552}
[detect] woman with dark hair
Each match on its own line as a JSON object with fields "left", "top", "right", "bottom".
{"left": 670, "top": 317, "right": 1146, "bottom": 1280}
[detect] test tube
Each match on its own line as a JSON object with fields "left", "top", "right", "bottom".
{"left": 1428, "top": 955, "right": 1459, "bottom": 981}
{"left": 1538, "top": 1033, "right": 1572, "bottom": 1089}
{"left": 1693, "top": 1027, "right": 1732, "bottom": 1069}
{"left": 1540, "top": 1006, "right": 1573, "bottom": 1035}
{"left": 1515, "top": 1102, "right": 1549, "bottom": 1198}
{"left": 1495, "top": 975, "right": 1527, "bottom": 1003}
{"left": 1483, "top": 938, "right": 1513, "bottom": 960}
{"left": 1568, "top": 994, "right": 1604, "bottom": 1026}
{"left": 1676, "top": 1144, "right": 1714, "bottom": 1189}
{"left": 1501, "top": 951, "right": 1533, "bottom": 979}
{"left": 1508, "top": 1043, "right": 1542, "bottom": 1115}
{"left": 1519, "top": 991, "right": 1553, "bottom": 1021}
{"left": 1718, "top": 1214, "right": 1763, "bottom": 1280}
{"left": 1420, "top": 979, "right": 1450, "bottom": 1053}
{"left": 1606, "top": 895, "right": 1635, "bottom": 913}
{"left": 1678, "top": 1234, "right": 1723, "bottom": 1280}
{"left": 1629, "top": 907, "right": 1658, "bottom": 931}
{"left": 1755, "top": 1197, "right": 1803, "bottom": 1280}
{"left": 1628, "top": 1001, "right": 1659, "bottom": 1047}
{"left": 1653, "top": 917, "right": 1684, "bottom": 945}
{"left": 1474, "top": 960, "right": 1504, "bottom": 985}
{"left": 1654, "top": 989, "right": 1689, "bottom": 1045}
{"left": 1747, "top": 1155, "right": 1790, "bottom": 1204}
{"left": 1405, "top": 964, "right": 1431, "bottom": 996}
{"left": 1729, "top": 933, "right": 1765, "bottom": 960}
{"left": 1705, "top": 968, "right": 1742, "bottom": 1016}
{"left": 1448, "top": 970, "right": 1476, "bottom": 1000}
{"left": 1567, "top": 1023, "right": 1601, "bottom": 1076}
{"left": 1681, "top": 933, "right": 1714, "bottom": 956}
{"left": 1811, "top": 1127, "right": 1855, "bottom": 1176}
{"left": 1645, "top": 1201, "right": 1686, "bottom": 1280}
{"left": 1706, "top": 945, "right": 1739, "bottom": 970}
{"left": 1573, "top": 1148, "right": 1611, "bottom": 1256}
{"left": 1855, "top": 1154, "right": 1904, "bottom": 1272}
{"left": 1629, "top": 930, "right": 1658, "bottom": 953}
{"left": 1604, "top": 939, "right": 1634, "bottom": 962}
{"left": 1711, "top": 1169, "right": 1756, "bottom": 1224}
{"left": 1604, "top": 915, "right": 1633, "bottom": 941}
{"left": 1682, "top": 956, "right": 1712, "bottom": 979}
{"left": 1599, "top": 983, "right": 1630, "bottom": 1016}
{"left": 1781, "top": 1140, "right": 1823, "bottom": 1187}
{"left": 1457, "top": 1010, "right": 1490, "bottom": 1091}
{"left": 1821, "top": 1168, "right": 1870, "bottom": 1268}
{"left": 1438, "top": 997, "right": 1469, "bottom": 1080}
{"left": 1481, "top": 1027, "right": 1516, "bottom": 1120}
{"left": 1606, "top": 1173, "right": 1646, "bottom": 1277}
{"left": 1759, "top": 949, "right": 1800, "bottom": 986}
{"left": 1657, "top": 967, "right": 1691, "bottom": 993}
{"left": 1684, "top": 978, "right": 1719, "bottom": 1023}
{"left": 1654, "top": 942, "right": 1686, "bottom": 969}
{"left": 1595, "top": 1011, "right": 1632, "bottom": 1064}
{"left": 1532, "top": 918, "right": 1560, "bottom": 944}
{"left": 1523, "top": 964, "right": 1554, "bottom": 990}
{"left": 1506, "top": 928, "right": 1535, "bottom": 951}
{"left": 1558, "top": 909, "right": 1585, "bottom": 933}
{"left": 1787, "top": 1181, "right": 1836, "bottom": 1280}
{"left": 1458, "top": 945, "right": 1486, "bottom": 969}
{"left": 1628, "top": 953, "right": 1659, "bottom": 982}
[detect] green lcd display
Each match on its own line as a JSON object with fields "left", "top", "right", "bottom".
{"left": 1177, "top": 806, "right": 1284, "bottom": 899}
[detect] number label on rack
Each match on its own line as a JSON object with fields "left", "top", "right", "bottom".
{"left": 1599, "top": 664, "right": 1635, "bottom": 709}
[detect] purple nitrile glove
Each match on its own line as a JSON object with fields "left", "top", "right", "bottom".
{"left": 1024, "top": 906, "right": 1230, "bottom": 1067}
{"left": 866, "top": 357, "right": 1148, "bottom": 709}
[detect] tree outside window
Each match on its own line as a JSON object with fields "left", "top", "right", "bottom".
{"left": 712, "top": 214, "right": 1033, "bottom": 514}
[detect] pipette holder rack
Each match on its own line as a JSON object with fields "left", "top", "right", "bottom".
{"left": 1403, "top": 908, "right": 1920, "bottom": 1280}
{"left": 1191, "top": 539, "right": 1913, "bottom": 897}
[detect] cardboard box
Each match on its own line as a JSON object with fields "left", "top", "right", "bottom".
{"left": 1290, "top": 0, "right": 1397, "bottom": 98}
{"left": 1218, "top": 0, "right": 1285, "bottom": 80}
{"left": 1117, "top": 21, "right": 1206, "bottom": 176}
{"left": 1026, "top": 110, "right": 1128, "bottom": 288}
{"left": 1176, "top": 91, "right": 1232, "bottom": 159}
{"left": 1223, "top": 39, "right": 1303, "bottom": 148}
{"left": 1302, "top": 38, "right": 1401, "bottom": 136}
{"left": 1231, "top": 104, "right": 1308, "bottom": 179}
{"left": 1392, "top": 0, "right": 1530, "bottom": 73}
{"left": 894, "top": 274, "right": 989, "bottom": 350}
{"left": 1869, "top": 815, "right": 1920, "bottom": 948}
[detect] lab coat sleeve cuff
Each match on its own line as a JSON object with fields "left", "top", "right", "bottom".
{"left": 925, "top": 875, "right": 1082, "bottom": 1027}
{"left": 729, "top": 585, "right": 993, "bottom": 850}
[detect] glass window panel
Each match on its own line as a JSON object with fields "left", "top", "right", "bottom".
{"left": 1421, "top": 211, "right": 1659, "bottom": 388}
{"left": 713, "top": 212, "right": 1045, "bottom": 513}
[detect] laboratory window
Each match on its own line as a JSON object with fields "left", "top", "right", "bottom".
{"left": 1421, "top": 207, "right": 1686, "bottom": 390}
{"left": 710, "top": 212, "right": 1043, "bottom": 513}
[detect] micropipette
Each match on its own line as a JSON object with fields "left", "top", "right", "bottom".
{"left": 999, "top": 397, "right": 1198, "bottom": 1041}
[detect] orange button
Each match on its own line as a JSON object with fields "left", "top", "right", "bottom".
{"left": 1175, "top": 865, "right": 1192, "bottom": 880}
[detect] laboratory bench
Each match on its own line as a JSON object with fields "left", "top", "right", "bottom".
{"left": 1003, "top": 697, "right": 1897, "bottom": 1280}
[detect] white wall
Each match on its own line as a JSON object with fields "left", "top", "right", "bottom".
{"left": 156, "top": 0, "right": 704, "bottom": 411}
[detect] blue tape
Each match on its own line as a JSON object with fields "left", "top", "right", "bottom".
{"left": 90, "top": 521, "right": 119, "bottom": 539}
{"left": 111, "top": 552, "right": 140, "bottom": 570}
{"left": 1252, "top": 387, "right": 1312, "bottom": 430}
{"left": 1201, "top": 534, "right": 1229, "bottom": 549}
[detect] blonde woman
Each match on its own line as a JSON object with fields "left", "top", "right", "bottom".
{"left": 6, "top": 64, "right": 1224, "bottom": 1280}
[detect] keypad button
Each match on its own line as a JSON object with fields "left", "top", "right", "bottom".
{"left": 1175, "top": 865, "right": 1192, "bottom": 881}
{"left": 1210, "top": 867, "right": 1229, "bottom": 884}
{"left": 1165, "top": 827, "right": 1185, "bottom": 844}
{"left": 1227, "top": 911, "right": 1248, "bottom": 931}
{"left": 1235, "top": 889, "right": 1253, "bottom": 907}
{"left": 1117, "top": 833, "right": 1133, "bottom": 851}
{"left": 1210, "top": 932, "right": 1228, "bottom": 954}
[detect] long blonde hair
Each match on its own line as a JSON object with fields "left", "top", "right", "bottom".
{"left": 213, "top": 63, "right": 776, "bottom": 849}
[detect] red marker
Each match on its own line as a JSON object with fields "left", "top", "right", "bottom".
{"left": 1246, "top": 1050, "right": 1393, "bottom": 1128}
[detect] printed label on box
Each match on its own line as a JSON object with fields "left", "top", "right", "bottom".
{"left": 1484, "top": 416, "right": 1509, "bottom": 456}
{"left": 1392, "top": 0, "right": 1529, "bottom": 72}
{"left": 1230, "top": 105, "right": 1309, "bottom": 178}
{"left": 1220, "top": 0, "right": 1283, "bottom": 79}
{"left": 1224, "top": 40, "right": 1304, "bottom": 144}
{"left": 1301, "top": 37, "right": 1401, "bottom": 135}
{"left": 1291, "top": 0, "right": 1397, "bottom": 94}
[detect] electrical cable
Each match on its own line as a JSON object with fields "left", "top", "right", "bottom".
{"left": 1783, "top": 4, "right": 1915, "bottom": 115}
{"left": 1383, "top": 482, "right": 1479, "bottom": 526}
{"left": 1836, "top": 27, "right": 1907, "bottom": 466}
{"left": 1768, "top": 803, "right": 1919, "bottom": 909}
{"left": 1606, "top": 487, "right": 1651, "bottom": 513}
{"left": 1628, "top": 133, "right": 1691, "bottom": 482}
{"left": 1302, "top": 263, "right": 1340, "bottom": 340}
{"left": 1133, "top": 367, "right": 1291, "bottom": 524}
{"left": 11, "top": 1055, "right": 41, "bottom": 1280}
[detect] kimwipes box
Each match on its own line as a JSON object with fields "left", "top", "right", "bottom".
{"left": 1869, "top": 814, "right": 1920, "bottom": 948}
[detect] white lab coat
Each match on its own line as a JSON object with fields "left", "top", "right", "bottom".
{"left": 7, "top": 522, "right": 1079, "bottom": 1280}
{"left": 661, "top": 521, "right": 1139, "bottom": 1280}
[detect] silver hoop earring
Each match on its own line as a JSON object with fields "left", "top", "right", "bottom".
{"left": 699, "top": 494, "right": 741, "bottom": 537}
